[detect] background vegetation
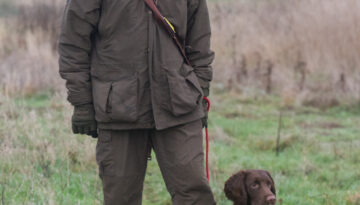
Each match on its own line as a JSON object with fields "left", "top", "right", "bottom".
{"left": 0, "top": 0, "right": 359, "bottom": 204}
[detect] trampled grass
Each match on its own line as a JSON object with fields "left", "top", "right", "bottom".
{"left": 1, "top": 91, "right": 359, "bottom": 204}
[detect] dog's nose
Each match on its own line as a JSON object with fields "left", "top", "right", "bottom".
{"left": 266, "top": 195, "right": 276, "bottom": 204}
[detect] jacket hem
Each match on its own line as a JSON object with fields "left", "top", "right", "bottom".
{"left": 98, "top": 122, "right": 155, "bottom": 130}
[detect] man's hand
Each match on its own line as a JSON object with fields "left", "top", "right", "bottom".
{"left": 72, "top": 104, "right": 98, "bottom": 138}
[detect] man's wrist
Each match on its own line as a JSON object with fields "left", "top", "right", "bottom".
{"left": 75, "top": 103, "right": 94, "bottom": 109}
{"left": 202, "top": 87, "right": 210, "bottom": 97}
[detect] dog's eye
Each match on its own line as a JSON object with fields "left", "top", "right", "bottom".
{"left": 251, "top": 183, "right": 259, "bottom": 189}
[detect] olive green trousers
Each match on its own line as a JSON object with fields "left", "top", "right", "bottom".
{"left": 96, "top": 120, "right": 216, "bottom": 205}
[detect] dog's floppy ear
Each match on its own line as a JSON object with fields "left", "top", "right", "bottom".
{"left": 265, "top": 171, "right": 276, "bottom": 196}
{"left": 224, "top": 170, "right": 248, "bottom": 205}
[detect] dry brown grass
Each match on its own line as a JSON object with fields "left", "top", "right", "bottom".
{"left": 0, "top": 0, "right": 63, "bottom": 96}
{"left": 347, "top": 191, "right": 360, "bottom": 205}
{"left": 210, "top": 0, "right": 360, "bottom": 107}
{"left": 1, "top": 0, "right": 360, "bottom": 108}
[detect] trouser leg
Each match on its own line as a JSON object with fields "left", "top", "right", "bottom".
{"left": 152, "top": 120, "right": 216, "bottom": 205}
{"left": 96, "top": 129, "right": 150, "bottom": 205}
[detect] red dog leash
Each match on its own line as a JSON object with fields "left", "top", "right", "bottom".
{"left": 203, "top": 96, "right": 211, "bottom": 181}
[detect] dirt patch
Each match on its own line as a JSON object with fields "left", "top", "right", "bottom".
{"left": 223, "top": 111, "right": 257, "bottom": 119}
{"left": 318, "top": 122, "right": 344, "bottom": 129}
{"left": 299, "top": 121, "right": 344, "bottom": 129}
{"left": 223, "top": 112, "right": 241, "bottom": 119}
{"left": 254, "top": 134, "right": 300, "bottom": 152}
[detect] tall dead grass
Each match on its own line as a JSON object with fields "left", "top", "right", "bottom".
{"left": 210, "top": 0, "right": 360, "bottom": 108}
{"left": 0, "top": 0, "right": 63, "bottom": 96}
{"left": 1, "top": 0, "right": 360, "bottom": 107}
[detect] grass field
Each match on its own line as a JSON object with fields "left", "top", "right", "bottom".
{"left": 1, "top": 89, "right": 359, "bottom": 205}
{"left": 1, "top": 0, "right": 360, "bottom": 204}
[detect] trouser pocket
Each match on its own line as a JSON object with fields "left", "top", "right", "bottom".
{"left": 96, "top": 130, "right": 114, "bottom": 177}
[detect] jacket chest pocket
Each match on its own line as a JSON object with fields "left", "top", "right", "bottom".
{"left": 93, "top": 76, "right": 139, "bottom": 123}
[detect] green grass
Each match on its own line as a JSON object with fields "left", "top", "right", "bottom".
{"left": 0, "top": 91, "right": 360, "bottom": 204}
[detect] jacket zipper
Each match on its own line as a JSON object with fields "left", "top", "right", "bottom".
{"left": 147, "top": 6, "right": 159, "bottom": 129}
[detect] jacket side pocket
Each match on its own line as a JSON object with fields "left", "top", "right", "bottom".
{"left": 166, "top": 63, "right": 203, "bottom": 117}
{"left": 108, "top": 76, "right": 138, "bottom": 122}
{"left": 93, "top": 79, "right": 112, "bottom": 122}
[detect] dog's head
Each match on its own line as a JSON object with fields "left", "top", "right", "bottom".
{"left": 224, "top": 170, "right": 276, "bottom": 205}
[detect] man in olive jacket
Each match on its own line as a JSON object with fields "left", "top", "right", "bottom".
{"left": 58, "top": 0, "right": 215, "bottom": 204}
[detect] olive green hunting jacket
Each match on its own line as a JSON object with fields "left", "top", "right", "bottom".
{"left": 58, "top": 0, "right": 214, "bottom": 130}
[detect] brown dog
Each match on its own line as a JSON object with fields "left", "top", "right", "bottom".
{"left": 224, "top": 170, "right": 276, "bottom": 205}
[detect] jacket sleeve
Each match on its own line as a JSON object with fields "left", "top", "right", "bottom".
{"left": 186, "top": 0, "right": 215, "bottom": 97}
{"left": 58, "top": 0, "right": 101, "bottom": 106}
